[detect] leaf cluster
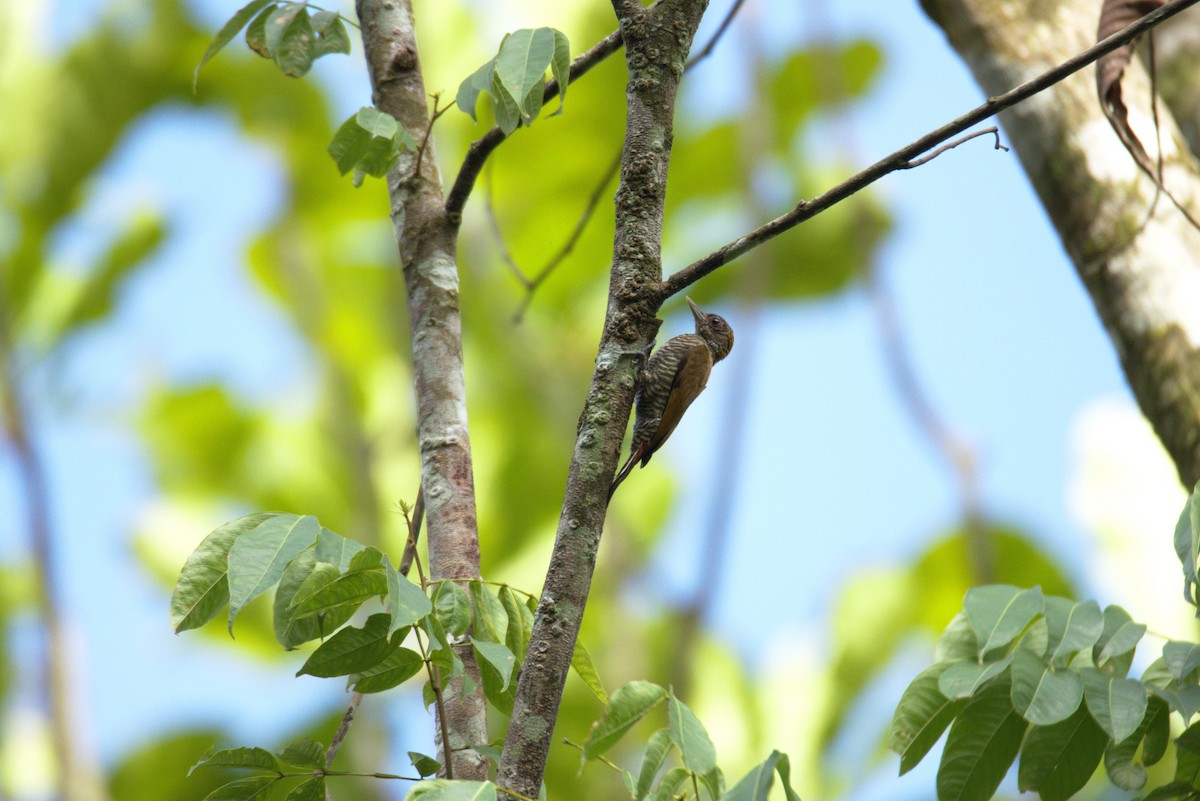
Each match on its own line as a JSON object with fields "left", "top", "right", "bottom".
{"left": 457, "top": 28, "right": 571, "bottom": 135}
{"left": 887, "top": 581, "right": 1200, "bottom": 801}
{"left": 195, "top": 0, "right": 352, "bottom": 86}
{"left": 579, "top": 681, "right": 801, "bottom": 801}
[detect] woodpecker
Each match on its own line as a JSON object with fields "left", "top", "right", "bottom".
{"left": 609, "top": 297, "right": 734, "bottom": 500}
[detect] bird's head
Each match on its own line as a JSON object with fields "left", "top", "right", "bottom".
{"left": 687, "top": 297, "right": 734, "bottom": 362}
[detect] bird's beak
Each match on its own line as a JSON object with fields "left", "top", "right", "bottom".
{"left": 686, "top": 296, "right": 704, "bottom": 323}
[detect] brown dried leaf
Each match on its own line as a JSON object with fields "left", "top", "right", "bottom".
{"left": 1096, "top": 0, "right": 1164, "bottom": 178}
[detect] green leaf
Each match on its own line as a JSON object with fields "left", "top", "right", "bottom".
{"left": 264, "top": 2, "right": 315, "bottom": 78}
{"left": 385, "top": 559, "right": 431, "bottom": 637}
{"left": 226, "top": 513, "right": 319, "bottom": 633}
{"left": 936, "top": 611, "right": 980, "bottom": 663}
{"left": 1176, "top": 721, "right": 1200, "bottom": 785}
{"left": 549, "top": 30, "right": 570, "bottom": 114}
{"left": 171, "top": 513, "right": 271, "bottom": 633}
{"left": 203, "top": 775, "right": 279, "bottom": 801}
{"left": 493, "top": 28, "right": 555, "bottom": 126}
{"left": 277, "top": 738, "right": 323, "bottom": 769}
{"left": 456, "top": 58, "right": 496, "bottom": 122}
{"left": 471, "top": 638, "right": 516, "bottom": 692}
{"left": 1043, "top": 597, "right": 1103, "bottom": 665}
{"left": 1143, "top": 781, "right": 1198, "bottom": 801}
{"left": 1081, "top": 667, "right": 1147, "bottom": 742}
{"left": 499, "top": 586, "right": 531, "bottom": 659}
{"left": 190, "top": 746, "right": 280, "bottom": 775}
{"left": 720, "top": 750, "right": 800, "bottom": 801}
{"left": 1094, "top": 605, "right": 1146, "bottom": 672}
{"left": 1010, "top": 649, "right": 1083, "bottom": 726}
{"left": 963, "top": 585, "right": 1044, "bottom": 657}
{"left": 244, "top": 6, "right": 274, "bottom": 57}
{"left": 1164, "top": 641, "right": 1200, "bottom": 681}
{"left": 890, "top": 663, "right": 968, "bottom": 775}
{"left": 571, "top": 639, "right": 608, "bottom": 704}
{"left": 469, "top": 581, "right": 508, "bottom": 644}
{"left": 297, "top": 613, "right": 397, "bottom": 678}
{"left": 194, "top": 0, "right": 275, "bottom": 89}
{"left": 583, "top": 680, "right": 667, "bottom": 760}
{"left": 1175, "top": 483, "right": 1200, "bottom": 607}
{"left": 409, "top": 752, "right": 441, "bottom": 778}
{"left": 489, "top": 68, "right": 522, "bottom": 135}
{"left": 283, "top": 776, "right": 323, "bottom": 801}
{"left": 313, "top": 528, "right": 364, "bottom": 571}
{"left": 433, "top": 581, "right": 471, "bottom": 637}
{"left": 648, "top": 768, "right": 689, "bottom": 801}
{"left": 311, "top": 11, "right": 350, "bottom": 57}
{"left": 1145, "top": 694, "right": 1172, "bottom": 765}
{"left": 406, "top": 779, "right": 497, "bottom": 801}
{"left": 1016, "top": 704, "right": 1107, "bottom": 801}
{"left": 632, "top": 729, "right": 672, "bottom": 801}
{"left": 938, "top": 658, "right": 1011, "bottom": 700}
{"left": 289, "top": 564, "right": 387, "bottom": 618}
{"left": 667, "top": 691, "right": 717, "bottom": 774}
{"left": 274, "top": 552, "right": 349, "bottom": 648}
{"left": 1104, "top": 695, "right": 1170, "bottom": 790}
{"left": 350, "top": 646, "right": 423, "bottom": 693}
{"left": 937, "top": 676, "right": 1027, "bottom": 801}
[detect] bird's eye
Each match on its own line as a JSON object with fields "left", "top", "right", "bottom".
{"left": 710, "top": 317, "right": 724, "bottom": 329}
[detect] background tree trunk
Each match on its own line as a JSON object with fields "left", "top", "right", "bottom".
{"left": 920, "top": 0, "right": 1200, "bottom": 488}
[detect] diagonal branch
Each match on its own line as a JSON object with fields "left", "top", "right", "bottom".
{"left": 495, "top": 1, "right": 710, "bottom": 795}
{"left": 660, "top": 0, "right": 1200, "bottom": 299}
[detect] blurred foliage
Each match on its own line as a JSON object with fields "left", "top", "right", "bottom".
{"left": 0, "top": 0, "right": 1086, "bottom": 800}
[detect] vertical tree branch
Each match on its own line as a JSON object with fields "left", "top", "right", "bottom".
{"left": 354, "top": 0, "right": 487, "bottom": 779}
{"left": 2, "top": 379, "right": 76, "bottom": 801}
{"left": 496, "top": 0, "right": 711, "bottom": 796}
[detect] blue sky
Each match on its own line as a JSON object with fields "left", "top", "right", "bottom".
{"left": 5, "top": 0, "right": 1171, "bottom": 796}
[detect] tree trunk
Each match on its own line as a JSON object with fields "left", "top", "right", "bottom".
{"left": 920, "top": 0, "right": 1200, "bottom": 488}
{"left": 354, "top": 0, "right": 488, "bottom": 780}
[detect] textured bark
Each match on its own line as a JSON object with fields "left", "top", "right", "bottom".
{"left": 1156, "top": 9, "right": 1200, "bottom": 153}
{"left": 495, "top": 1, "right": 710, "bottom": 796}
{"left": 921, "top": 0, "right": 1200, "bottom": 488}
{"left": 354, "top": 0, "right": 487, "bottom": 779}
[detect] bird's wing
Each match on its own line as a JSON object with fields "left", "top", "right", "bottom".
{"left": 640, "top": 343, "right": 713, "bottom": 465}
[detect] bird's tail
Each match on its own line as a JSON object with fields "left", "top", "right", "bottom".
{"left": 608, "top": 447, "right": 643, "bottom": 501}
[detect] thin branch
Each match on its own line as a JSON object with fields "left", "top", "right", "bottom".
{"left": 412, "top": 625, "right": 454, "bottom": 781}
{"left": 866, "top": 265, "right": 991, "bottom": 579}
{"left": 660, "top": 0, "right": 1200, "bottom": 298}
{"left": 3, "top": 378, "right": 77, "bottom": 801}
{"left": 398, "top": 485, "right": 425, "bottom": 578}
{"left": 897, "top": 125, "right": 1007, "bottom": 169}
{"left": 407, "top": 94, "right": 453, "bottom": 190}
{"left": 445, "top": 29, "right": 625, "bottom": 221}
{"left": 512, "top": 150, "right": 622, "bottom": 322}
{"left": 324, "top": 693, "right": 364, "bottom": 771}
{"left": 685, "top": 0, "right": 747, "bottom": 69}
{"left": 484, "top": 169, "right": 532, "bottom": 288}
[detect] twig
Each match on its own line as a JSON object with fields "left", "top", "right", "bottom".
{"left": 559, "top": 739, "right": 624, "bottom": 774}
{"left": 660, "top": 0, "right": 1200, "bottom": 298}
{"left": 484, "top": 168, "right": 532, "bottom": 288}
{"left": 408, "top": 94, "right": 452, "bottom": 188}
{"left": 512, "top": 151, "right": 622, "bottom": 322}
{"left": 413, "top": 625, "right": 454, "bottom": 780}
{"left": 685, "top": 0, "right": 746, "bottom": 69}
{"left": 324, "top": 692, "right": 364, "bottom": 771}
{"left": 399, "top": 486, "right": 426, "bottom": 581}
{"left": 445, "top": 29, "right": 625, "bottom": 221}
{"left": 897, "top": 126, "right": 1007, "bottom": 169}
